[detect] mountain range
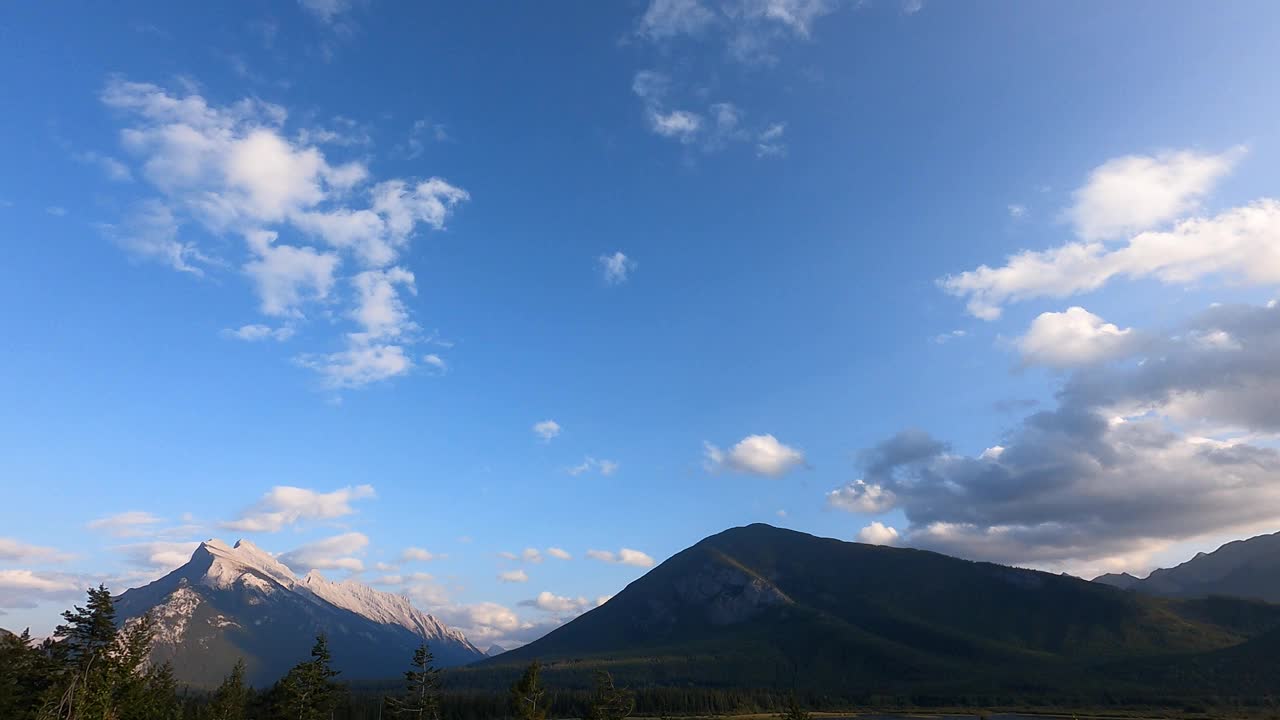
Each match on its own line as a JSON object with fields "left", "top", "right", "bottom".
{"left": 111, "top": 538, "right": 484, "bottom": 687}
{"left": 465, "top": 524, "right": 1280, "bottom": 702}
{"left": 1094, "top": 530, "right": 1280, "bottom": 602}
{"left": 15, "top": 523, "right": 1280, "bottom": 703}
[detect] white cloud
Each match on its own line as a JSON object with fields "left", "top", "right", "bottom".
{"left": 422, "top": 353, "right": 447, "bottom": 374}
{"left": 279, "top": 532, "right": 369, "bottom": 573}
{"left": 532, "top": 419, "right": 561, "bottom": 442}
{"left": 498, "top": 569, "right": 529, "bottom": 583}
{"left": 637, "top": 0, "right": 841, "bottom": 63}
{"left": 221, "top": 323, "right": 295, "bottom": 342}
{"left": 649, "top": 109, "right": 703, "bottom": 142}
{"left": 400, "top": 547, "right": 438, "bottom": 562}
{"left": 631, "top": 71, "right": 780, "bottom": 154}
{"left": 521, "top": 548, "right": 543, "bottom": 564}
{"left": 100, "top": 200, "right": 209, "bottom": 275}
{"left": 0, "top": 570, "right": 81, "bottom": 594}
{"left": 704, "top": 434, "right": 805, "bottom": 477}
{"left": 87, "top": 511, "right": 164, "bottom": 537}
{"left": 586, "top": 548, "right": 656, "bottom": 568}
{"left": 1007, "top": 204, "right": 1026, "bottom": 219}
{"left": 0, "top": 539, "right": 73, "bottom": 564}
{"left": 567, "top": 457, "right": 621, "bottom": 477}
{"left": 98, "top": 78, "right": 468, "bottom": 389}
{"left": 1068, "top": 148, "right": 1242, "bottom": 241}
{"left": 117, "top": 541, "right": 200, "bottom": 571}
{"left": 45, "top": 206, "right": 67, "bottom": 216}
{"left": 1017, "top": 307, "right": 1137, "bottom": 368}
{"left": 546, "top": 547, "right": 571, "bottom": 560}
{"left": 932, "top": 329, "right": 966, "bottom": 344}
{"left": 349, "top": 267, "right": 417, "bottom": 340}
{"left": 942, "top": 146, "right": 1277, "bottom": 320}
{"left": 224, "top": 484, "right": 375, "bottom": 532}
{"left": 598, "top": 251, "right": 636, "bottom": 285}
{"left": 243, "top": 229, "right": 340, "bottom": 318}
{"left": 857, "top": 521, "right": 899, "bottom": 546}
{"left": 297, "top": 344, "right": 414, "bottom": 389}
{"left": 519, "top": 591, "right": 592, "bottom": 616}
{"left": 639, "top": 0, "right": 715, "bottom": 39}
{"left": 826, "top": 479, "right": 895, "bottom": 513}
{"left": 943, "top": 200, "right": 1280, "bottom": 320}
{"left": 756, "top": 122, "right": 787, "bottom": 157}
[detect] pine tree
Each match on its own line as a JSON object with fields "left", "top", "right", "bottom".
{"left": 586, "top": 671, "right": 634, "bottom": 720}
{"left": 208, "top": 659, "right": 249, "bottom": 720}
{"left": 386, "top": 642, "right": 440, "bottom": 719}
{"left": 276, "top": 634, "right": 343, "bottom": 720}
{"left": 0, "top": 628, "right": 54, "bottom": 720}
{"left": 35, "top": 586, "right": 176, "bottom": 720}
{"left": 509, "top": 660, "right": 547, "bottom": 720}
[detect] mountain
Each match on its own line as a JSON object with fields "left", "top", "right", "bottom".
{"left": 113, "top": 539, "right": 484, "bottom": 687}
{"left": 485, "top": 644, "right": 506, "bottom": 657}
{"left": 470, "top": 524, "right": 1280, "bottom": 700}
{"left": 1092, "top": 571, "right": 1140, "bottom": 590}
{"left": 1094, "top": 531, "right": 1280, "bottom": 602}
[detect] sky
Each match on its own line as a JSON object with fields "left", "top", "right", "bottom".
{"left": 3, "top": 0, "right": 1280, "bottom": 649}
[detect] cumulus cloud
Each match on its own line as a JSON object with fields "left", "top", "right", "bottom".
{"left": 498, "top": 569, "right": 529, "bottom": 583}
{"left": 518, "top": 591, "right": 600, "bottom": 617}
{"left": 87, "top": 511, "right": 164, "bottom": 538}
{"left": 857, "top": 522, "right": 899, "bottom": 546}
{"left": 598, "top": 252, "right": 636, "bottom": 286}
{"left": 1068, "top": 148, "right": 1242, "bottom": 241}
{"left": 941, "top": 148, "right": 1277, "bottom": 319}
{"left": 1017, "top": 307, "right": 1139, "bottom": 368}
{"left": 224, "top": 484, "right": 375, "bottom": 532}
{"left": 585, "top": 548, "right": 656, "bottom": 568}
{"left": 828, "top": 301, "right": 1280, "bottom": 574}
{"left": 546, "top": 547, "right": 571, "bottom": 560}
{"left": 279, "top": 532, "right": 369, "bottom": 573}
{"left": 533, "top": 419, "right": 561, "bottom": 442}
{"left": 704, "top": 434, "right": 805, "bottom": 477}
{"left": 98, "top": 77, "right": 467, "bottom": 387}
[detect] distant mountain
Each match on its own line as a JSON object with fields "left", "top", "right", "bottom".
{"left": 114, "top": 539, "right": 484, "bottom": 688}
{"left": 485, "top": 644, "right": 506, "bottom": 656}
{"left": 1093, "top": 531, "right": 1280, "bottom": 602}
{"left": 1092, "top": 571, "right": 1141, "bottom": 590}
{"left": 469, "top": 524, "right": 1280, "bottom": 699}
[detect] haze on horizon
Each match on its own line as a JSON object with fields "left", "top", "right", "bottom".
{"left": 3, "top": 0, "right": 1280, "bottom": 651}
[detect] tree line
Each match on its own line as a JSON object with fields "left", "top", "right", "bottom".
{"left": 2, "top": 585, "right": 823, "bottom": 720}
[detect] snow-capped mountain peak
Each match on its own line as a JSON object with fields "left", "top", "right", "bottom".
{"left": 298, "top": 571, "right": 472, "bottom": 647}
{"left": 113, "top": 538, "right": 486, "bottom": 687}
{"left": 189, "top": 538, "right": 298, "bottom": 592}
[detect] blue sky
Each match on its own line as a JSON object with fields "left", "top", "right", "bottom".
{"left": 4, "top": 0, "right": 1280, "bottom": 647}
